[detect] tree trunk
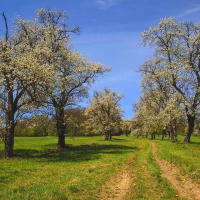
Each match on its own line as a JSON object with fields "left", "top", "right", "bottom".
{"left": 56, "top": 107, "right": 66, "bottom": 148}
{"left": 172, "top": 125, "right": 177, "bottom": 142}
{"left": 162, "top": 129, "right": 167, "bottom": 140}
{"left": 105, "top": 132, "right": 109, "bottom": 140}
{"left": 3, "top": 89, "right": 15, "bottom": 158}
{"left": 151, "top": 132, "right": 155, "bottom": 139}
{"left": 109, "top": 131, "right": 112, "bottom": 140}
{"left": 184, "top": 114, "right": 195, "bottom": 143}
{"left": 4, "top": 123, "right": 14, "bottom": 158}
{"left": 169, "top": 124, "right": 177, "bottom": 142}
{"left": 58, "top": 133, "right": 65, "bottom": 148}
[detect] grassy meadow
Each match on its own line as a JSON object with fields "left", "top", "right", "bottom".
{"left": 0, "top": 135, "right": 200, "bottom": 200}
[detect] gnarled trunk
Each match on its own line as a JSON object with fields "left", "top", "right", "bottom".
{"left": 184, "top": 114, "right": 195, "bottom": 143}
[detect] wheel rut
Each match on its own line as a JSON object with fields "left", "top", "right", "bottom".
{"left": 151, "top": 142, "right": 200, "bottom": 200}
{"left": 96, "top": 163, "right": 132, "bottom": 200}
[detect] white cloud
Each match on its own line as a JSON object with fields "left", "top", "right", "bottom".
{"left": 176, "top": 6, "right": 200, "bottom": 18}
{"left": 96, "top": 0, "right": 121, "bottom": 9}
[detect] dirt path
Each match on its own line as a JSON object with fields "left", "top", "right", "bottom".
{"left": 96, "top": 164, "right": 132, "bottom": 200}
{"left": 151, "top": 142, "right": 200, "bottom": 200}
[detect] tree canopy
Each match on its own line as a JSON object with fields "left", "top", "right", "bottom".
{"left": 84, "top": 88, "right": 123, "bottom": 140}
{"left": 0, "top": 9, "right": 110, "bottom": 157}
{"left": 135, "top": 17, "right": 200, "bottom": 142}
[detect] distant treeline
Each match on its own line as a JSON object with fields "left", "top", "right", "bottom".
{"left": 14, "top": 108, "right": 124, "bottom": 137}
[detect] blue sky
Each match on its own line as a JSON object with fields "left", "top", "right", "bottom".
{"left": 1, "top": 0, "right": 200, "bottom": 119}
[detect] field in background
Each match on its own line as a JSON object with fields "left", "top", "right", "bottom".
{"left": 0, "top": 135, "right": 200, "bottom": 200}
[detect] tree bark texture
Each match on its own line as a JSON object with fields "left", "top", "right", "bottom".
{"left": 56, "top": 107, "right": 66, "bottom": 148}
{"left": 3, "top": 91, "right": 15, "bottom": 158}
{"left": 184, "top": 115, "right": 195, "bottom": 143}
{"left": 4, "top": 121, "right": 14, "bottom": 158}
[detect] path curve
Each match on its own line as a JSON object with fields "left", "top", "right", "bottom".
{"left": 151, "top": 142, "right": 200, "bottom": 200}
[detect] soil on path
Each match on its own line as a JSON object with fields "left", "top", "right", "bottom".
{"left": 96, "top": 164, "right": 132, "bottom": 200}
{"left": 151, "top": 142, "right": 200, "bottom": 200}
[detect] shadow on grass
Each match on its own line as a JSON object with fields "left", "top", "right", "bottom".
{"left": 111, "top": 137, "right": 126, "bottom": 141}
{"left": 189, "top": 141, "right": 200, "bottom": 145}
{"left": 134, "top": 136, "right": 200, "bottom": 145}
{"left": 13, "top": 143, "right": 136, "bottom": 163}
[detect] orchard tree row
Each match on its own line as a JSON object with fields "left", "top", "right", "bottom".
{"left": 14, "top": 88, "right": 126, "bottom": 139}
{"left": 14, "top": 103, "right": 126, "bottom": 138}
{"left": 133, "top": 17, "right": 200, "bottom": 143}
{"left": 0, "top": 8, "right": 113, "bottom": 158}
{"left": 3, "top": 9, "right": 199, "bottom": 158}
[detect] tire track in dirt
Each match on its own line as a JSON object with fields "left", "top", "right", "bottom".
{"left": 96, "top": 164, "right": 132, "bottom": 200}
{"left": 151, "top": 142, "right": 200, "bottom": 200}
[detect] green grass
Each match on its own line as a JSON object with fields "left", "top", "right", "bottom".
{"left": 125, "top": 140, "right": 182, "bottom": 200}
{"left": 0, "top": 135, "right": 200, "bottom": 200}
{"left": 0, "top": 136, "right": 136, "bottom": 200}
{"left": 155, "top": 135, "right": 200, "bottom": 183}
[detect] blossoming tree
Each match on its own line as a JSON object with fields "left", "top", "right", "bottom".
{"left": 84, "top": 88, "right": 123, "bottom": 140}
{"left": 33, "top": 9, "right": 111, "bottom": 148}
{"left": 140, "top": 18, "right": 200, "bottom": 142}
{"left": 0, "top": 8, "right": 110, "bottom": 157}
{"left": 135, "top": 58, "right": 184, "bottom": 141}
{"left": 0, "top": 12, "right": 54, "bottom": 157}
